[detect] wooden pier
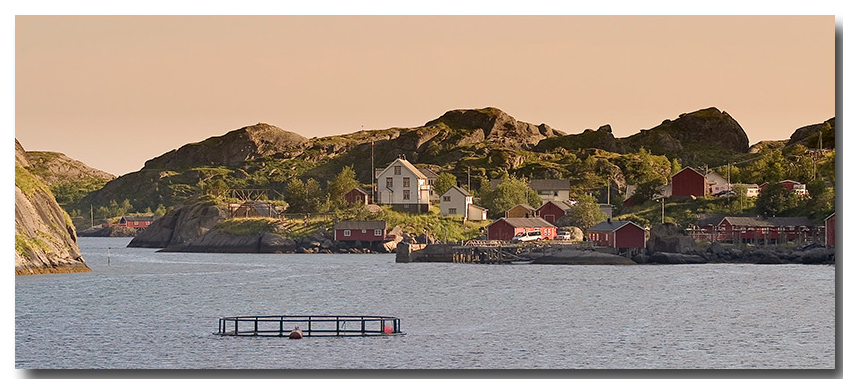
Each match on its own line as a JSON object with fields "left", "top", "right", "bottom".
{"left": 215, "top": 315, "right": 403, "bottom": 337}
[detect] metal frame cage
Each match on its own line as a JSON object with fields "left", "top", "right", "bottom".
{"left": 215, "top": 315, "right": 403, "bottom": 337}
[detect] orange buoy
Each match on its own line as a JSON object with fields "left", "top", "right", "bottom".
{"left": 383, "top": 324, "right": 393, "bottom": 334}
{"left": 289, "top": 326, "right": 303, "bottom": 339}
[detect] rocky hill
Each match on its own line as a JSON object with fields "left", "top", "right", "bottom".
{"left": 73, "top": 106, "right": 832, "bottom": 218}
{"left": 15, "top": 139, "right": 90, "bottom": 275}
{"left": 143, "top": 122, "right": 309, "bottom": 170}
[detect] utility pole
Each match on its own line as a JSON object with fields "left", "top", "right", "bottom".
{"left": 467, "top": 167, "right": 471, "bottom": 191}
{"left": 90, "top": 205, "right": 93, "bottom": 228}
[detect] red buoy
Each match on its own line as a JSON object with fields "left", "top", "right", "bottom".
{"left": 383, "top": 324, "right": 393, "bottom": 334}
{"left": 289, "top": 327, "right": 303, "bottom": 339}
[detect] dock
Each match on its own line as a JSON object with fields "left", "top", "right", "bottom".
{"left": 215, "top": 315, "right": 403, "bottom": 337}
{"left": 395, "top": 241, "right": 636, "bottom": 265}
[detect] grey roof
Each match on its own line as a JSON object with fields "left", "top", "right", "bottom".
{"left": 490, "top": 178, "right": 570, "bottom": 190}
{"left": 588, "top": 220, "right": 644, "bottom": 233}
{"left": 445, "top": 185, "right": 471, "bottom": 197}
{"left": 493, "top": 217, "right": 555, "bottom": 228}
{"left": 721, "top": 216, "right": 814, "bottom": 227}
{"left": 695, "top": 214, "right": 728, "bottom": 227}
{"left": 334, "top": 220, "right": 387, "bottom": 230}
{"left": 419, "top": 168, "right": 439, "bottom": 179}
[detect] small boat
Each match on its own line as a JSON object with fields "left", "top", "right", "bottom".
{"left": 289, "top": 326, "right": 303, "bottom": 339}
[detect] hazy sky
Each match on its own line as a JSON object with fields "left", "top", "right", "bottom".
{"left": 15, "top": 15, "right": 835, "bottom": 176}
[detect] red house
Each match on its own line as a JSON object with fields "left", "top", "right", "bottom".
{"left": 486, "top": 217, "right": 555, "bottom": 241}
{"left": 343, "top": 187, "right": 370, "bottom": 205}
{"left": 587, "top": 220, "right": 646, "bottom": 249}
{"left": 535, "top": 201, "right": 572, "bottom": 225}
{"left": 715, "top": 216, "right": 814, "bottom": 244}
{"left": 671, "top": 167, "right": 707, "bottom": 197}
{"left": 334, "top": 220, "right": 386, "bottom": 242}
{"left": 825, "top": 212, "right": 836, "bottom": 246}
{"left": 118, "top": 215, "right": 158, "bottom": 228}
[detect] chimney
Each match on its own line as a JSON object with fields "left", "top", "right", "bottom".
{"left": 607, "top": 218, "right": 611, "bottom": 224}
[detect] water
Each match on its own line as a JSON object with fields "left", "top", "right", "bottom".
{"left": 15, "top": 237, "right": 835, "bottom": 369}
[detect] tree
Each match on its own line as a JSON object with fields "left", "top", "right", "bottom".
{"left": 286, "top": 178, "right": 327, "bottom": 213}
{"left": 755, "top": 183, "right": 798, "bottom": 217}
{"left": 630, "top": 179, "right": 664, "bottom": 205}
{"left": 432, "top": 172, "right": 457, "bottom": 196}
{"left": 479, "top": 173, "right": 541, "bottom": 217}
{"left": 563, "top": 194, "right": 605, "bottom": 237}
{"left": 327, "top": 165, "right": 360, "bottom": 208}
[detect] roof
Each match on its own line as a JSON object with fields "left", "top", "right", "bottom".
{"left": 720, "top": 216, "right": 814, "bottom": 227}
{"left": 375, "top": 157, "right": 427, "bottom": 180}
{"left": 695, "top": 213, "right": 727, "bottom": 227}
{"left": 538, "top": 200, "right": 572, "bottom": 211}
{"left": 588, "top": 220, "right": 644, "bottom": 233}
{"left": 419, "top": 168, "right": 439, "bottom": 179}
{"left": 491, "top": 217, "right": 555, "bottom": 228}
{"left": 490, "top": 178, "right": 570, "bottom": 190}
{"left": 509, "top": 203, "right": 536, "bottom": 211}
{"left": 121, "top": 215, "right": 159, "bottom": 221}
{"left": 468, "top": 204, "right": 488, "bottom": 212}
{"left": 671, "top": 166, "right": 705, "bottom": 179}
{"left": 347, "top": 187, "right": 368, "bottom": 195}
{"left": 334, "top": 220, "right": 387, "bottom": 230}
{"left": 443, "top": 185, "right": 471, "bottom": 197}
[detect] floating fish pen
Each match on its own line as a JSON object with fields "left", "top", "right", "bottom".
{"left": 215, "top": 315, "right": 403, "bottom": 337}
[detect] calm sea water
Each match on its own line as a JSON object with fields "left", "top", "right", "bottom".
{"left": 15, "top": 237, "right": 835, "bottom": 370}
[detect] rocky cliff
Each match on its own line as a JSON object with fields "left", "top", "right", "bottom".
{"left": 15, "top": 139, "right": 90, "bottom": 275}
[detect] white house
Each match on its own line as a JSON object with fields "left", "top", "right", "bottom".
{"left": 706, "top": 171, "right": 731, "bottom": 196}
{"left": 418, "top": 168, "right": 441, "bottom": 203}
{"left": 439, "top": 185, "right": 488, "bottom": 221}
{"left": 375, "top": 156, "right": 431, "bottom": 214}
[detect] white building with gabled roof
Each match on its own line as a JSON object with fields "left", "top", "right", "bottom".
{"left": 439, "top": 185, "right": 488, "bottom": 221}
{"left": 375, "top": 156, "right": 431, "bottom": 214}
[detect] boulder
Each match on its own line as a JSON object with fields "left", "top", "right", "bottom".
{"left": 649, "top": 252, "right": 707, "bottom": 264}
{"left": 647, "top": 223, "right": 697, "bottom": 254}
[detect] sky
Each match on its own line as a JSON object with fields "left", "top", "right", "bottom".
{"left": 13, "top": 13, "right": 838, "bottom": 177}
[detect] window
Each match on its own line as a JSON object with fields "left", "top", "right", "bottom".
{"left": 386, "top": 177, "right": 393, "bottom": 188}
{"left": 403, "top": 177, "right": 410, "bottom": 187}
{"left": 134, "top": 221, "right": 138, "bottom": 225}
{"left": 403, "top": 190, "right": 410, "bottom": 200}
{"left": 344, "top": 230, "right": 351, "bottom": 237}
{"left": 394, "top": 166, "right": 401, "bottom": 175}
{"left": 448, "top": 208, "right": 457, "bottom": 215}
{"left": 375, "top": 229, "right": 383, "bottom": 236}
{"left": 443, "top": 195, "right": 451, "bottom": 202}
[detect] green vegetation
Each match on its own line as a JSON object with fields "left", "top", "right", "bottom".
{"left": 15, "top": 165, "right": 49, "bottom": 197}
{"left": 215, "top": 217, "right": 286, "bottom": 236}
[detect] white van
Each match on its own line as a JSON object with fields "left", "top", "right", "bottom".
{"left": 512, "top": 230, "right": 542, "bottom": 242}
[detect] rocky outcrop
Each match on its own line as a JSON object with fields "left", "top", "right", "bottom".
{"left": 424, "top": 107, "right": 563, "bottom": 148}
{"left": 128, "top": 199, "right": 227, "bottom": 248}
{"left": 143, "top": 122, "right": 308, "bottom": 170}
{"left": 25, "top": 150, "right": 115, "bottom": 186}
{"left": 535, "top": 124, "right": 624, "bottom": 153}
{"left": 786, "top": 117, "right": 835, "bottom": 149}
{"left": 622, "top": 107, "right": 749, "bottom": 154}
{"left": 15, "top": 140, "right": 90, "bottom": 275}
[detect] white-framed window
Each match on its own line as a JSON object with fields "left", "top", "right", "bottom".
{"left": 375, "top": 229, "right": 383, "bottom": 236}
{"left": 394, "top": 166, "right": 401, "bottom": 175}
{"left": 403, "top": 190, "right": 410, "bottom": 200}
{"left": 403, "top": 177, "right": 410, "bottom": 187}
{"left": 386, "top": 177, "right": 393, "bottom": 188}
{"left": 443, "top": 195, "right": 451, "bottom": 202}
{"left": 344, "top": 230, "right": 351, "bottom": 237}
{"left": 448, "top": 208, "right": 457, "bottom": 215}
